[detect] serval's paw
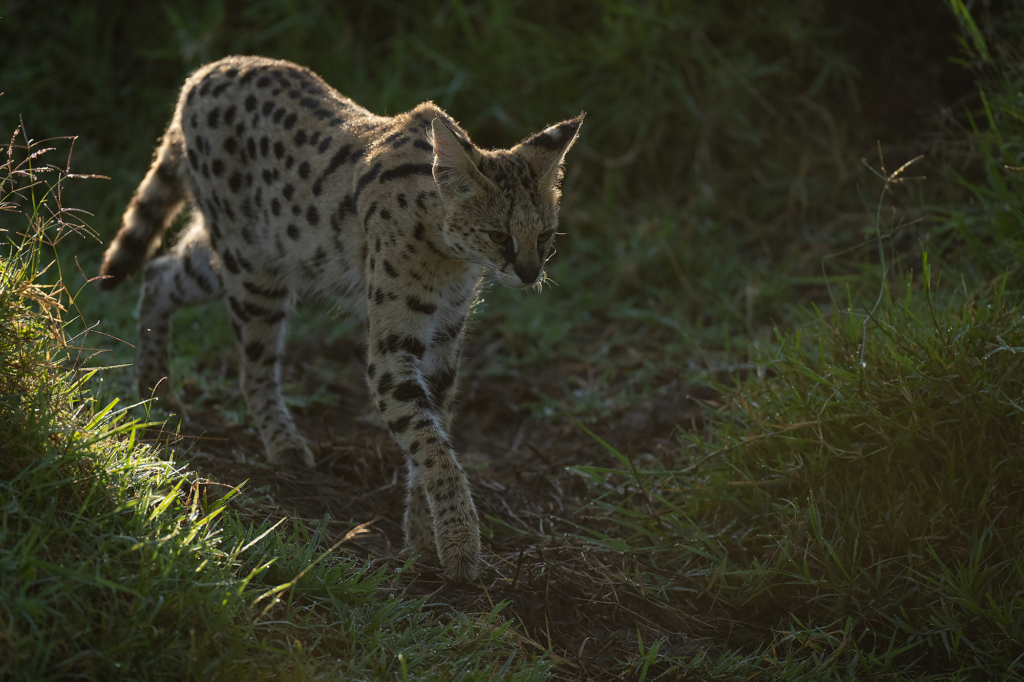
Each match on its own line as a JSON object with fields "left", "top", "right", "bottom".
{"left": 266, "top": 442, "right": 316, "bottom": 469}
{"left": 434, "top": 519, "right": 481, "bottom": 583}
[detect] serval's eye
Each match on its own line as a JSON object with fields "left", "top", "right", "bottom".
{"left": 539, "top": 231, "right": 555, "bottom": 243}
{"left": 489, "top": 232, "right": 509, "bottom": 244}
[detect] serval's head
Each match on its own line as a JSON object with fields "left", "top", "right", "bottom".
{"left": 430, "top": 113, "right": 584, "bottom": 289}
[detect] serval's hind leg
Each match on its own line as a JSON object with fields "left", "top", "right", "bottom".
{"left": 136, "top": 216, "right": 222, "bottom": 410}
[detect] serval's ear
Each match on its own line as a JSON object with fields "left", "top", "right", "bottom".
{"left": 430, "top": 118, "right": 495, "bottom": 200}
{"left": 515, "top": 112, "right": 585, "bottom": 186}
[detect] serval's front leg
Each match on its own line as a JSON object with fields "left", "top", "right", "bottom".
{"left": 365, "top": 294, "right": 478, "bottom": 582}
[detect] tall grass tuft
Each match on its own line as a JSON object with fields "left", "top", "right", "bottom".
{"left": 573, "top": 268, "right": 1024, "bottom": 677}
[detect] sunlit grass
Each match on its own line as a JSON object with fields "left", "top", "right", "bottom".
{"left": 0, "top": 132, "right": 548, "bottom": 681}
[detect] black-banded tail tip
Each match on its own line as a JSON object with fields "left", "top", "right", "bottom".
{"left": 98, "top": 255, "right": 130, "bottom": 290}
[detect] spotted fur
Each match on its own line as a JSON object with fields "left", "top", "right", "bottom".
{"left": 98, "top": 56, "right": 583, "bottom": 581}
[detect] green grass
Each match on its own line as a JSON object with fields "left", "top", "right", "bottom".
{"left": 0, "top": 133, "right": 548, "bottom": 681}
{"left": 3, "top": 0, "right": 1024, "bottom": 678}
{"left": 572, "top": 270, "right": 1024, "bottom": 678}
{"left": 560, "top": 34, "right": 1024, "bottom": 673}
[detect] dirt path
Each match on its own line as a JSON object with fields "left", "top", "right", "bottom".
{"left": 170, "top": 338, "right": 717, "bottom": 678}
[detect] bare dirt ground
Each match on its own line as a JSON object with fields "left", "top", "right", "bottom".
{"left": 165, "top": 336, "right": 722, "bottom": 679}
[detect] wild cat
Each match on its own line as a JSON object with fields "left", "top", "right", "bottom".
{"left": 99, "top": 56, "right": 582, "bottom": 580}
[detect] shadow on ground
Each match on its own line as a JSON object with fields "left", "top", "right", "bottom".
{"left": 159, "top": 337, "right": 718, "bottom": 678}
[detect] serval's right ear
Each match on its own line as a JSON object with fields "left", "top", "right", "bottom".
{"left": 430, "top": 118, "right": 496, "bottom": 200}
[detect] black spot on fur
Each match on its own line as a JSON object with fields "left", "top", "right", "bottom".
{"left": 228, "top": 172, "right": 243, "bottom": 193}
{"left": 405, "top": 295, "right": 437, "bottom": 315}
{"left": 283, "top": 113, "right": 298, "bottom": 129}
{"left": 336, "top": 195, "right": 355, "bottom": 221}
{"left": 244, "top": 95, "right": 257, "bottom": 112}
{"left": 433, "top": 318, "right": 465, "bottom": 343}
{"left": 312, "top": 247, "right": 327, "bottom": 269}
{"left": 377, "top": 334, "right": 426, "bottom": 358}
{"left": 428, "top": 366, "right": 458, "bottom": 406}
{"left": 378, "top": 163, "right": 432, "bottom": 184}
{"left": 298, "top": 161, "right": 311, "bottom": 179}
{"left": 306, "top": 205, "right": 319, "bottom": 226}
{"left": 244, "top": 281, "right": 288, "bottom": 298}
{"left": 388, "top": 416, "right": 411, "bottom": 433}
{"left": 208, "top": 109, "right": 221, "bottom": 128}
{"left": 245, "top": 341, "right": 264, "bottom": 361}
{"left": 383, "top": 260, "right": 399, "bottom": 278}
{"left": 228, "top": 296, "right": 249, "bottom": 322}
{"left": 294, "top": 130, "right": 307, "bottom": 145}
{"left": 353, "top": 162, "right": 382, "bottom": 205}
{"left": 283, "top": 184, "right": 295, "bottom": 201}
{"left": 393, "top": 381, "right": 429, "bottom": 406}
{"left": 318, "top": 136, "right": 332, "bottom": 153}
{"left": 287, "top": 224, "right": 300, "bottom": 240}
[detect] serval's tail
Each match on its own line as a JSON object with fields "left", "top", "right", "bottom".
{"left": 99, "top": 124, "right": 188, "bottom": 290}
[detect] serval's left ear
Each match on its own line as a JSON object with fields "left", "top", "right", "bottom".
{"left": 515, "top": 112, "right": 585, "bottom": 183}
